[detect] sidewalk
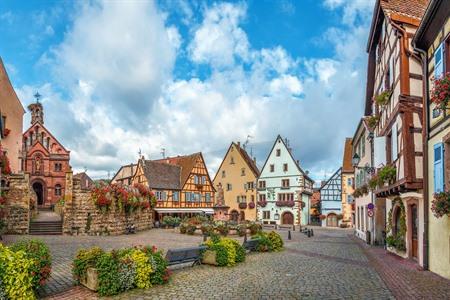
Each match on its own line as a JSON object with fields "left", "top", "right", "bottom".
{"left": 352, "top": 236, "right": 450, "bottom": 299}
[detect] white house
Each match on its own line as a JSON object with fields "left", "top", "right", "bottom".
{"left": 256, "top": 135, "right": 313, "bottom": 226}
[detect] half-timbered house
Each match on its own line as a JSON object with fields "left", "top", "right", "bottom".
{"left": 320, "top": 168, "right": 342, "bottom": 227}
{"left": 365, "top": 0, "right": 428, "bottom": 265}
{"left": 413, "top": 0, "right": 450, "bottom": 279}
{"left": 341, "top": 138, "right": 355, "bottom": 227}
{"left": 133, "top": 152, "right": 216, "bottom": 220}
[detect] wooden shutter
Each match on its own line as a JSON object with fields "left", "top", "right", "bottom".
{"left": 434, "top": 143, "right": 444, "bottom": 193}
{"left": 435, "top": 43, "right": 444, "bottom": 79}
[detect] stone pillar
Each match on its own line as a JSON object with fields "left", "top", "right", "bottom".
{"left": 62, "top": 171, "right": 73, "bottom": 234}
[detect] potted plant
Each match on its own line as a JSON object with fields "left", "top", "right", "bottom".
{"left": 366, "top": 115, "right": 380, "bottom": 131}
{"left": 319, "top": 214, "right": 326, "bottom": 221}
{"left": 431, "top": 191, "right": 450, "bottom": 218}
{"left": 238, "top": 202, "right": 247, "bottom": 209}
{"left": 431, "top": 73, "right": 450, "bottom": 110}
{"left": 378, "top": 165, "right": 396, "bottom": 185}
{"left": 374, "top": 90, "right": 392, "bottom": 106}
{"left": 248, "top": 202, "right": 255, "bottom": 209}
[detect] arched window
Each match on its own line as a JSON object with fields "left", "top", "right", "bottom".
{"left": 55, "top": 184, "right": 62, "bottom": 196}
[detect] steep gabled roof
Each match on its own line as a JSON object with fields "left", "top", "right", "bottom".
{"left": 380, "top": 0, "right": 429, "bottom": 20}
{"left": 319, "top": 167, "right": 342, "bottom": 191}
{"left": 74, "top": 172, "right": 94, "bottom": 189}
{"left": 413, "top": 0, "right": 450, "bottom": 50}
{"left": 23, "top": 121, "right": 70, "bottom": 154}
{"left": 154, "top": 153, "right": 200, "bottom": 186}
{"left": 260, "top": 135, "right": 313, "bottom": 183}
{"left": 141, "top": 160, "right": 182, "bottom": 190}
{"left": 342, "top": 138, "right": 354, "bottom": 173}
{"left": 112, "top": 163, "right": 137, "bottom": 182}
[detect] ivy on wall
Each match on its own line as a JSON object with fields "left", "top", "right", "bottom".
{"left": 386, "top": 197, "right": 406, "bottom": 251}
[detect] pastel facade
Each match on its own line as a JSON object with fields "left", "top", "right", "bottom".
{"left": 413, "top": 0, "right": 450, "bottom": 279}
{"left": 257, "top": 135, "right": 313, "bottom": 226}
{"left": 341, "top": 138, "right": 355, "bottom": 227}
{"left": 22, "top": 102, "right": 71, "bottom": 207}
{"left": 213, "top": 142, "right": 259, "bottom": 222}
{"left": 0, "top": 57, "right": 25, "bottom": 174}
{"left": 366, "top": 0, "right": 427, "bottom": 264}
{"left": 320, "top": 168, "right": 342, "bottom": 227}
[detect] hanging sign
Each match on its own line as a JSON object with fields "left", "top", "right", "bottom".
{"left": 367, "top": 203, "right": 375, "bottom": 210}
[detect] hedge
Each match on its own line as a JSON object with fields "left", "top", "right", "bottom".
{"left": 252, "top": 231, "right": 283, "bottom": 252}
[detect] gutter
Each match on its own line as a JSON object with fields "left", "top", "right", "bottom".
{"left": 412, "top": 41, "right": 429, "bottom": 270}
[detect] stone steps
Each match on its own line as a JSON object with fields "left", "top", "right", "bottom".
{"left": 29, "top": 221, "right": 63, "bottom": 235}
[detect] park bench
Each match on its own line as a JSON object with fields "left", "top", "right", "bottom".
{"left": 243, "top": 238, "right": 260, "bottom": 252}
{"left": 165, "top": 246, "right": 207, "bottom": 266}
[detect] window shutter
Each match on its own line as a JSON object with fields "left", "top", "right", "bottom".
{"left": 433, "top": 143, "right": 444, "bottom": 193}
{"left": 435, "top": 43, "right": 444, "bottom": 79}
{"left": 391, "top": 125, "right": 398, "bottom": 161}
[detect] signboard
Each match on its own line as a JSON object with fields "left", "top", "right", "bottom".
{"left": 368, "top": 210, "right": 374, "bottom": 217}
{"left": 367, "top": 203, "right": 374, "bottom": 210}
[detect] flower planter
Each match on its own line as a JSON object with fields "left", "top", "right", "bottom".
{"left": 248, "top": 202, "right": 255, "bottom": 209}
{"left": 202, "top": 250, "right": 218, "bottom": 266}
{"left": 80, "top": 267, "right": 99, "bottom": 291}
{"left": 238, "top": 202, "right": 247, "bottom": 209}
{"left": 257, "top": 201, "right": 267, "bottom": 207}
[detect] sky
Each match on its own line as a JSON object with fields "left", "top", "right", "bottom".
{"left": 0, "top": 0, "right": 376, "bottom": 182}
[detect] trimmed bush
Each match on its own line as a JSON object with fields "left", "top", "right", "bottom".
{"left": 267, "top": 231, "right": 283, "bottom": 251}
{"left": 96, "top": 253, "right": 121, "bottom": 296}
{"left": 216, "top": 223, "right": 229, "bottom": 236}
{"left": 236, "top": 224, "right": 247, "bottom": 236}
{"left": 248, "top": 223, "right": 262, "bottom": 235}
{"left": 203, "top": 237, "right": 245, "bottom": 267}
{"left": 252, "top": 231, "right": 284, "bottom": 252}
{"left": 186, "top": 224, "right": 197, "bottom": 235}
{"left": 73, "top": 247, "right": 104, "bottom": 283}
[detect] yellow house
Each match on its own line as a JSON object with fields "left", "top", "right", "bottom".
{"left": 341, "top": 138, "right": 354, "bottom": 226}
{"left": 413, "top": 0, "right": 450, "bottom": 279}
{"left": 213, "top": 142, "right": 260, "bottom": 222}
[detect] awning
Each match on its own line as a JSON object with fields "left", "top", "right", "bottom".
{"left": 155, "top": 208, "right": 215, "bottom": 215}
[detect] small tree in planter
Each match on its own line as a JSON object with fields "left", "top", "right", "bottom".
{"left": 431, "top": 73, "right": 450, "bottom": 111}
{"left": 431, "top": 191, "right": 450, "bottom": 218}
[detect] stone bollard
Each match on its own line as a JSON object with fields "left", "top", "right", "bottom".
{"left": 203, "top": 233, "right": 207, "bottom": 242}
{"left": 310, "top": 229, "right": 314, "bottom": 237}
{"left": 288, "top": 230, "right": 291, "bottom": 240}
{"left": 244, "top": 232, "right": 248, "bottom": 243}
{"left": 307, "top": 230, "right": 311, "bottom": 238}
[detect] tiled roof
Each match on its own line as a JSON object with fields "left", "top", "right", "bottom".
{"left": 74, "top": 172, "right": 94, "bottom": 190}
{"left": 154, "top": 153, "right": 201, "bottom": 186}
{"left": 380, "top": 0, "right": 429, "bottom": 20}
{"left": 236, "top": 143, "right": 260, "bottom": 177}
{"left": 342, "top": 138, "right": 354, "bottom": 173}
{"left": 142, "top": 160, "right": 182, "bottom": 190}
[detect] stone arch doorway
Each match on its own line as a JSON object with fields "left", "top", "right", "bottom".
{"left": 326, "top": 213, "right": 338, "bottom": 227}
{"left": 282, "top": 211, "right": 294, "bottom": 225}
{"left": 230, "top": 210, "right": 239, "bottom": 222}
{"left": 32, "top": 181, "right": 45, "bottom": 206}
{"left": 239, "top": 211, "right": 245, "bottom": 222}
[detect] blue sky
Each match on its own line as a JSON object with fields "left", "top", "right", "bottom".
{"left": 0, "top": 0, "right": 375, "bottom": 181}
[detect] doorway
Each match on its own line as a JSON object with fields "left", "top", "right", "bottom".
{"left": 410, "top": 204, "right": 418, "bottom": 259}
{"left": 239, "top": 211, "right": 245, "bottom": 222}
{"left": 327, "top": 213, "right": 338, "bottom": 227}
{"left": 230, "top": 210, "right": 239, "bottom": 222}
{"left": 32, "top": 182, "right": 45, "bottom": 206}
{"left": 282, "top": 211, "right": 294, "bottom": 225}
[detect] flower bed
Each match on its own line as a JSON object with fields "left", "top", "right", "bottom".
{"left": 72, "top": 245, "right": 170, "bottom": 296}
{"left": 257, "top": 200, "right": 267, "bottom": 207}
{"left": 0, "top": 239, "right": 52, "bottom": 299}
{"left": 179, "top": 218, "right": 262, "bottom": 237}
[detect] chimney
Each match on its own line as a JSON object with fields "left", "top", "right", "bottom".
{"left": 237, "top": 141, "right": 241, "bottom": 148}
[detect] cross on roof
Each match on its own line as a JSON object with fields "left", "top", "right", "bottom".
{"left": 34, "top": 92, "right": 41, "bottom": 103}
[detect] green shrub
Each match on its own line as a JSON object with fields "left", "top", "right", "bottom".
{"left": 230, "top": 239, "right": 246, "bottom": 263}
{"left": 130, "top": 249, "right": 152, "bottom": 289}
{"left": 236, "top": 224, "right": 247, "bottom": 237}
{"left": 216, "top": 223, "right": 229, "bottom": 236}
{"left": 0, "top": 277, "right": 7, "bottom": 300}
{"left": 267, "top": 231, "right": 283, "bottom": 251}
{"left": 248, "top": 223, "right": 262, "bottom": 235}
{"left": 96, "top": 253, "right": 121, "bottom": 296}
{"left": 252, "top": 232, "right": 272, "bottom": 252}
{"left": 162, "top": 216, "right": 181, "bottom": 227}
{"left": 72, "top": 247, "right": 104, "bottom": 283}
{"left": 179, "top": 223, "right": 187, "bottom": 234}
{"left": 203, "top": 237, "right": 245, "bottom": 267}
{"left": 10, "top": 239, "right": 52, "bottom": 290}
{"left": 201, "top": 224, "right": 213, "bottom": 235}
{"left": 0, "top": 244, "right": 35, "bottom": 300}
{"left": 186, "top": 224, "right": 197, "bottom": 235}
{"left": 144, "top": 247, "right": 169, "bottom": 285}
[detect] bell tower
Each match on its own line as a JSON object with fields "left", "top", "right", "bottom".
{"left": 28, "top": 92, "right": 44, "bottom": 125}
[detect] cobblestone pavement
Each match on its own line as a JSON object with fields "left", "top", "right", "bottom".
{"left": 5, "top": 228, "right": 450, "bottom": 299}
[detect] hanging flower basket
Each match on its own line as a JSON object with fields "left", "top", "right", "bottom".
{"left": 374, "top": 90, "right": 392, "bottom": 106}
{"left": 367, "top": 115, "right": 380, "bottom": 130}
{"left": 378, "top": 166, "right": 396, "bottom": 185}
{"left": 238, "top": 202, "right": 247, "bottom": 209}
{"left": 3, "top": 128, "right": 10, "bottom": 137}
{"left": 248, "top": 202, "right": 255, "bottom": 209}
{"left": 431, "top": 191, "right": 450, "bottom": 218}
{"left": 431, "top": 73, "right": 450, "bottom": 111}
{"left": 257, "top": 200, "right": 267, "bottom": 207}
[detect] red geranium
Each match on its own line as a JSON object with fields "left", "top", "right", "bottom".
{"left": 431, "top": 73, "right": 450, "bottom": 110}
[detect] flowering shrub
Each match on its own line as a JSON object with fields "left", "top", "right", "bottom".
{"left": 10, "top": 239, "right": 52, "bottom": 290}
{"left": 251, "top": 231, "right": 283, "bottom": 252}
{"left": 378, "top": 166, "right": 396, "bottom": 184}
{"left": 130, "top": 249, "right": 152, "bottom": 289}
{"left": 236, "top": 224, "right": 247, "bottom": 236}
{"left": 367, "top": 115, "right": 380, "bottom": 130}
{"left": 203, "top": 236, "right": 245, "bottom": 267}
{"left": 431, "top": 73, "right": 450, "bottom": 110}
{"left": 431, "top": 191, "right": 450, "bottom": 218}
{"left": 248, "top": 222, "right": 262, "bottom": 235}
{"left": 374, "top": 90, "right": 392, "bottom": 106}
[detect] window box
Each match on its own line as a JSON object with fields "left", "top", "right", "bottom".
{"left": 275, "top": 201, "right": 295, "bottom": 207}
{"left": 248, "top": 202, "right": 255, "bottom": 209}
{"left": 238, "top": 202, "right": 247, "bottom": 209}
{"left": 257, "top": 200, "right": 267, "bottom": 207}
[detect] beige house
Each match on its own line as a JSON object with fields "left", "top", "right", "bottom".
{"left": 413, "top": 0, "right": 450, "bottom": 279}
{"left": 213, "top": 142, "right": 259, "bottom": 222}
{"left": 0, "top": 57, "right": 25, "bottom": 174}
{"left": 111, "top": 163, "right": 137, "bottom": 185}
{"left": 341, "top": 138, "right": 355, "bottom": 226}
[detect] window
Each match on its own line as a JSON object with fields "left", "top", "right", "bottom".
{"left": 263, "top": 211, "right": 270, "bottom": 219}
{"left": 435, "top": 43, "right": 444, "bottom": 79}
{"left": 347, "top": 178, "right": 353, "bottom": 186}
{"left": 55, "top": 184, "right": 62, "bottom": 196}
{"left": 270, "top": 164, "right": 274, "bottom": 172}
{"left": 391, "top": 125, "right": 398, "bottom": 162}
{"left": 241, "top": 168, "right": 245, "bottom": 176}
{"left": 385, "top": 59, "right": 391, "bottom": 90}
{"left": 54, "top": 163, "right": 62, "bottom": 172}
{"left": 156, "top": 191, "right": 163, "bottom": 200}
{"left": 194, "top": 175, "right": 199, "bottom": 184}
{"left": 258, "top": 181, "right": 266, "bottom": 189}
{"left": 173, "top": 191, "right": 179, "bottom": 201}
{"left": 205, "top": 193, "right": 211, "bottom": 202}
{"left": 283, "top": 163, "right": 288, "bottom": 172}
{"left": 186, "top": 192, "right": 192, "bottom": 202}
{"left": 222, "top": 170, "right": 226, "bottom": 178}
{"left": 226, "top": 183, "right": 232, "bottom": 191}
{"left": 201, "top": 176, "right": 206, "bottom": 184}
{"left": 347, "top": 195, "right": 354, "bottom": 204}
{"left": 278, "top": 193, "right": 294, "bottom": 201}
{"left": 259, "top": 194, "right": 266, "bottom": 202}
{"left": 361, "top": 133, "right": 365, "bottom": 157}
{"left": 281, "top": 179, "right": 289, "bottom": 188}
{"left": 237, "top": 195, "right": 247, "bottom": 203}
{"left": 230, "top": 157, "right": 235, "bottom": 164}
{"left": 434, "top": 143, "right": 444, "bottom": 193}
{"left": 246, "top": 181, "right": 254, "bottom": 189}
{"left": 276, "top": 149, "right": 281, "bottom": 156}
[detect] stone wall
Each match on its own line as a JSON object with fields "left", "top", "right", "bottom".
{"left": 62, "top": 172, "right": 153, "bottom": 236}
{"left": 2, "top": 173, "right": 34, "bottom": 234}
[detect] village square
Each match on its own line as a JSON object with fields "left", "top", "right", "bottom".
{"left": 1, "top": 0, "right": 450, "bottom": 299}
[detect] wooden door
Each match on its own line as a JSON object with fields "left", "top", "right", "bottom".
{"left": 230, "top": 210, "right": 239, "bottom": 222}
{"left": 411, "top": 204, "right": 418, "bottom": 259}
{"left": 282, "top": 212, "right": 294, "bottom": 224}
{"left": 327, "top": 214, "right": 338, "bottom": 227}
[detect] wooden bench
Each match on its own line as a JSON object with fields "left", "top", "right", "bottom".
{"left": 243, "top": 238, "right": 260, "bottom": 252}
{"left": 165, "top": 246, "right": 207, "bottom": 266}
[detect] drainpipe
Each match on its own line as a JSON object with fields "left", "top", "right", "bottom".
{"left": 370, "top": 132, "right": 375, "bottom": 245}
{"left": 413, "top": 42, "right": 429, "bottom": 270}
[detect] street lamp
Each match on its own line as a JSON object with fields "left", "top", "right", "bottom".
{"left": 352, "top": 153, "right": 375, "bottom": 174}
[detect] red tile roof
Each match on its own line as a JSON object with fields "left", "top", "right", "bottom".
{"left": 342, "top": 138, "right": 354, "bottom": 173}
{"left": 154, "top": 153, "right": 202, "bottom": 186}
{"left": 380, "top": 0, "right": 429, "bottom": 20}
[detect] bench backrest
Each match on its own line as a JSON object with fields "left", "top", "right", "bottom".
{"left": 243, "top": 238, "right": 260, "bottom": 251}
{"left": 165, "top": 246, "right": 207, "bottom": 264}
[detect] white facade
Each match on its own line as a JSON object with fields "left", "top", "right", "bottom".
{"left": 256, "top": 136, "right": 313, "bottom": 226}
